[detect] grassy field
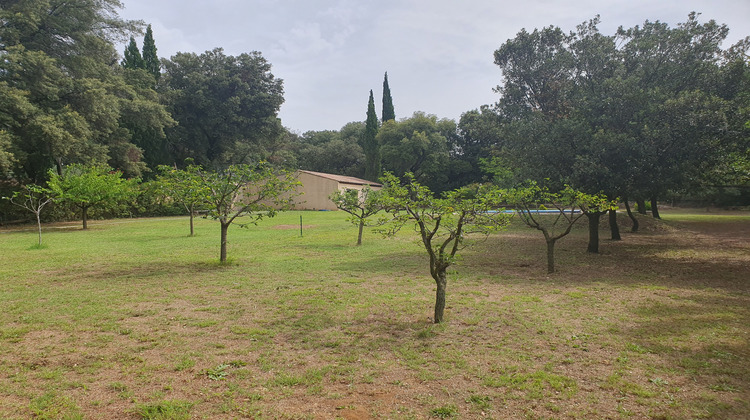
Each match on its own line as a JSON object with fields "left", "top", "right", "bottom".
{"left": 1, "top": 209, "right": 748, "bottom": 419}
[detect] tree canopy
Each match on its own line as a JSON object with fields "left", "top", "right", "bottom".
{"left": 161, "top": 48, "right": 285, "bottom": 168}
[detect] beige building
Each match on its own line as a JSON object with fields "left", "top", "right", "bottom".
{"left": 290, "top": 170, "right": 381, "bottom": 211}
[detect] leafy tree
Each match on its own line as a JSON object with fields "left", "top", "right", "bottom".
{"left": 382, "top": 72, "right": 395, "bottom": 122}
{"left": 122, "top": 36, "right": 144, "bottom": 70}
{"left": 505, "top": 183, "right": 609, "bottom": 272}
{"left": 451, "top": 106, "right": 505, "bottom": 188}
{"left": 330, "top": 186, "right": 381, "bottom": 246}
{"left": 361, "top": 90, "right": 380, "bottom": 182}
{"left": 377, "top": 173, "right": 510, "bottom": 323}
{"left": 141, "top": 24, "right": 160, "bottom": 82}
{"left": 3, "top": 184, "right": 56, "bottom": 246}
{"left": 377, "top": 112, "right": 452, "bottom": 192}
{"left": 194, "top": 163, "right": 299, "bottom": 263}
{"left": 47, "top": 164, "right": 137, "bottom": 229}
{"left": 162, "top": 48, "right": 285, "bottom": 167}
{"left": 490, "top": 14, "right": 745, "bottom": 248}
{"left": 0, "top": 2, "right": 172, "bottom": 181}
{"left": 157, "top": 163, "right": 210, "bottom": 236}
{"left": 290, "top": 129, "right": 365, "bottom": 177}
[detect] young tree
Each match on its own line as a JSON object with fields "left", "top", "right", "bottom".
{"left": 377, "top": 173, "right": 510, "bottom": 323}
{"left": 47, "top": 164, "right": 136, "bottom": 230}
{"left": 505, "top": 183, "right": 608, "bottom": 273}
{"left": 157, "top": 163, "right": 210, "bottom": 236}
{"left": 195, "top": 163, "right": 299, "bottom": 263}
{"left": 122, "top": 36, "right": 144, "bottom": 70}
{"left": 330, "top": 186, "right": 381, "bottom": 246}
{"left": 382, "top": 72, "right": 395, "bottom": 122}
{"left": 141, "top": 24, "right": 160, "bottom": 81}
{"left": 361, "top": 90, "right": 380, "bottom": 182}
{"left": 4, "top": 184, "right": 56, "bottom": 246}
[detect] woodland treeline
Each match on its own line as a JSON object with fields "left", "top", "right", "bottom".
{"left": 1, "top": 1, "right": 749, "bottom": 223}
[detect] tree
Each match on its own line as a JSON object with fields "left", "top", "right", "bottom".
{"left": 505, "top": 183, "right": 609, "bottom": 272}
{"left": 47, "top": 164, "right": 137, "bottom": 230}
{"left": 377, "top": 112, "right": 452, "bottom": 192}
{"left": 290, "top": 129, "right": 365, "bottom": 177}
{"left": 490, "top": 14, "right": 745, "bottom": 248}
{"left": 4, "top": 184, "right": 56, "bottom": 246}
{"left": 382, "top": 72, "right": 395, "bottom": 122}
{"left": 142, "top": 24, "right": 160, "bottom": 82}
{"left": 195, "top": 163, "right": 299, "bottom": 263}
{"left": 361, "top": 90, "right": 380, "bottom": 182}
{"left": 330, "top": 186, "right": 382, "bottom": 246}
{"left": 157, "top": 163, "right": 210, "bottom": 236}
{"left": 162, "top": 48, "right": 285, "bottom": 167}
{"left": 0, "top": 2, "right": 172, "bottom": 181}
{"left": 377, "top": 173, "right": 510, "bottom": 323}
{"left": 122, "top": 36, "right": 144, "bottom": 70}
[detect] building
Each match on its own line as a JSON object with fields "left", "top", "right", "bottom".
{"left": 290, "top": 170, "right": 381, "bottom": 211}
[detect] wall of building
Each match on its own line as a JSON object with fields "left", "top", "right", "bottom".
{"left": 291, "top": 171, "right": 340, "bottom": 210}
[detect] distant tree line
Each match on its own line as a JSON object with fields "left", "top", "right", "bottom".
{"left": 1, "top": 2, "right": 748, "bottom": 226}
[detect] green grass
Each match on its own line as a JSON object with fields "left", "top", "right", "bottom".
{"left": 0, "top": 210, "right": 749, "bottom": 418}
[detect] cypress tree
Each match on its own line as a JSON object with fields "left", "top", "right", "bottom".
{"left": 142, "top": 24, "right": 160, "bottom": 80}
{"left": 362, "top": 90, "right": 381, "bottom": 182}
{"left": 122, "top": 36, "right": 144, "bottom": 69}
{"left": 382, "top": 72, "right": 395, "bottom": 122}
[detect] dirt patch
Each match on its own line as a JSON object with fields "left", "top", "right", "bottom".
{"left": 272, "top": 224, "right": 315, "bottom": 230}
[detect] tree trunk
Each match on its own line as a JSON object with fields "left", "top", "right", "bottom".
{"left": 189, "top": 207, "right": 195, "bottom": 237}
{"left": 651, "top": 196, "right": 661, "bottom": 219}
{"left": 433, "top": 270, "right": 447, "bottom": 324}
{"left": 36, "top": 212, "right": 43, "bottom": 246}
{"left": 82, "top": 206, "right": 88, "bottom": 230}
{"left": 546, "top": 239, "right": 556, "bottom": 274}
{"left": 586, "top": 212, "right": 601, "bottom": 253}
{"left": 357, "top": 220, "right": 364, "bottom": 246}
{"left": 220, "top": 222, "right": 229, "bottom": 263}
{"left": 636, "top": 199, "right": 647, "bottom": 215}
{"left": 624, "top": 199, "right": 639, "bottom": 233}
{"left": 609, "top": 209, "right": 621, "bottom": 241}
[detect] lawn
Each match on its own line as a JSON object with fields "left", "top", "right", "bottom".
{"left": 1, "top": 210, "right": 748, "bottom": 419}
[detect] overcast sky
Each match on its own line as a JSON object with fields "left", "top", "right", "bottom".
{"left": 117, "top": 0, "right": 750, "bottom": 134}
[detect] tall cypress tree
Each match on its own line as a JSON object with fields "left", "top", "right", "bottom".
{"left": 382, "top": 72, "right": 395, "bottom": 122}
{"left": 362, "top": 90, "right": 381, "bottom": 182}
{"left": 142, "top": 24, "right": 160, "bottom": 80}
{"left": 122, "top": 36, "right": 144, "bottom": 69}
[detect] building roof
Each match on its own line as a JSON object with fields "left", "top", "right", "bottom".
{"left": 297, "top": 170, "right": 382, "bottom": 187}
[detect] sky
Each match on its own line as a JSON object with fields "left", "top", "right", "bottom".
{"left": 117, "top": 0, "right": 750, "bottom": 134}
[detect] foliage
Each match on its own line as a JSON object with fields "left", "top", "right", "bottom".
{"left": 377, "top": 112, "right": 453, "bottom": 192}
{"left": 377, "top": 172, "right": 511, "bottom": 322}
{"left": 491, "top": 14, "right": 749, "bottom": 212}
{"left": 194, "top": 162, "right": 299, "bottom": 262}
{"left": 362, "top": 90, "right": 380, "bottom": 182}
{"left": 141, "top": 24, "right": 160, "bottom": 82}
{"left": 47, "top": 164, "right": 137, "bottom": 229}
{"left": 0, "top": 1, "right": 174, "bottom": 181}
{"left": 330, "top": 186, "right": 382, "bottom": 245}
{"left": 382, "top": 72, "right": 395, "bottom": 122}
{"left": 157, "top": 163, "right": 210, "bottom": 236}
{"left": 122, "top": 37, "right": 144, "bottom": 70}
{"left": 161, "top": 48, "right": 285, "bottom": 167}
{"left": 288, "top": 127, "right": 365, "bottom": 177}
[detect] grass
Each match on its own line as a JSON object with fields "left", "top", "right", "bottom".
{"left": 0, "top": 210, "right": 749, "bottom": 418}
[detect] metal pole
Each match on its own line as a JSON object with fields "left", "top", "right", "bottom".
{"left": 300, "top": 215, "right": 303, "bottom": 237}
